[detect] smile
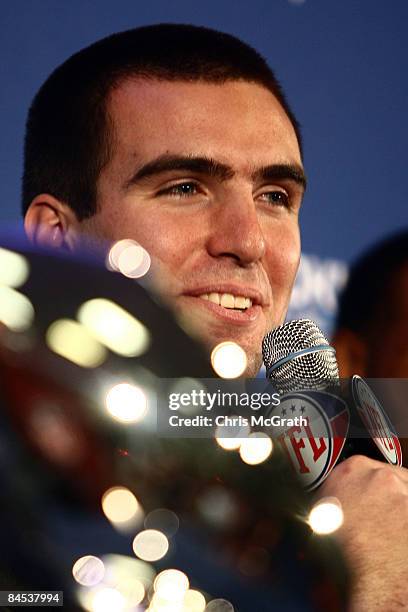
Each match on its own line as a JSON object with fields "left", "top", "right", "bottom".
{"left": 198, "top": 293, "right": 253, "bottom": 310}
{"left": 180, "top": 294, "right": 263, "bottom": 327}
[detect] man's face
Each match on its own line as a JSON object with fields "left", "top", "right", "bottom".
{"left": 83, "top": 79, "right": 305, "bottom": 375}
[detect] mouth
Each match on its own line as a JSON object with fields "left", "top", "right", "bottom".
{"left": 198, "top": 292, "right": 253, "bottom": 310}
{"left": 180, "top": 286, "right": 265, "bottom": 325}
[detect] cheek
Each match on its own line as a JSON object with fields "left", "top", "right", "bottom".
{"left": 265, "top": 223, "right": 301, "bottom": 295}
{"left": 100, "top": 204, "right": 199, "bottom": 269}
{"left": 137, "top": 216, "right": 200, "bottom": 269}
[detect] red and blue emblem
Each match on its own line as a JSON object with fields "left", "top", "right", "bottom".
{"left": 269, "top": 390, "right": 349, "bottom": 490}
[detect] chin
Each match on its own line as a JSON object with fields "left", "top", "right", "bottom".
{"left": 172, "top": 306, "right": 265, "bottom": 375}
{"left": 243, "top": 355, "right": 263, "bottom": 378}
{"left": 205, "top": 334, "right": 263, "bottom": 378}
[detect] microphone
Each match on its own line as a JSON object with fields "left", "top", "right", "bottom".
{"left": 262, "top": 319, "right": 402, "bottom": 490}
{"left": 262, "top": 318, "right": 339, "bottom": 393}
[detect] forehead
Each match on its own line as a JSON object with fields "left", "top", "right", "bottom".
{"left": 105, "top": 78, "right": 301, "bottom": 168}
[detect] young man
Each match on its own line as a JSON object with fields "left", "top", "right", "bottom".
{"left": 22, "top": 24, "right": 408, "bottom": 610}
{"left": 23, "top": 24, "right": 305, "bottom": 378}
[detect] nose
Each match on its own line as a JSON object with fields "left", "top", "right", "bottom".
{"left": 206, "top": 193, "right": 266, "bottom": 265}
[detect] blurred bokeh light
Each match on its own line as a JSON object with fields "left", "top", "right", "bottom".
{"left": 144, "top": 508, "right": 179, "bottom": 538}
{"left": 239, "top": 433, "right": 273, "bottom": 466}
{"left": 154, "top": 569, "right": 189, "bottom": 603}
{"left": 102, "top": 486, "right": 143, "bottom": 525}
{"left": 90, "top": 586, "right": 125, "bottom": 612}
{"left": 0, "top": 286, "right": 34, "bottom": 332}
{"left": 205, "top": 599, "right": 234, "bottom": 611}
{"left": 72, "top": 555, "right": 105, "bottom": 587}
{"left": 46, "top": 319, "right": 107, "bottom": 368}
{"left": 211, "top": 342, "right": 247, "bottom": 378}
{"left": 0, "top": 247, "right": 30, "bottom": 287}
{"left": 105, "top": 383, "right": 148, "bottom": 423}
{"left": 183, "top": 589, "right": 207, "bottom": 611}
{"left": 77, "top": 298, "right": 150, "bottom": 357}
{"left": 215, "top": 422, "right": 251, "bottom": 451}
{"left": 133, "top": 529, "right": 169, "bottom": 562}
{"left": 108, "top": 239, "right": 151, "bottom": 278}
{"left": 308, "top": 497, "right": 344, "bottom": 535}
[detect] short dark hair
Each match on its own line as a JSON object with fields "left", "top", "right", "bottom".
{"left": 335, "top": 230, "right": 408, "bottom": 334}
{"left": 22, "top": 23, "right": 302, "bottom": 220}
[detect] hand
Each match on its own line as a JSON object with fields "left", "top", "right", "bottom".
{"left": 317, "top": 455, "right": 408, "bottom": 611}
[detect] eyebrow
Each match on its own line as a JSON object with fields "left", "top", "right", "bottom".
{"left": 252, "top": 163, "right": 307, "bottom": 190}
{"left": 125, "top": 154, "right": 307, "bottom": 190}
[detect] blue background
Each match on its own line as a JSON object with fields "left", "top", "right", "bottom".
{"left": 1, "top": 0, "right": 407, "bottom": 263}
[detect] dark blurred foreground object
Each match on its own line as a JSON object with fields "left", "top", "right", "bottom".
{"left": 0, "top": 232, "right": 350, "bottom": 611}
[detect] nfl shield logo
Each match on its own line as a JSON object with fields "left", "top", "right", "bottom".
{"left": 268, "top": 390, "right": 349, "bottom": 490}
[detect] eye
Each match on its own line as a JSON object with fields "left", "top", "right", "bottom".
{"left": 261, "top": 190, "right": 290, "bottom": 208}
{"left": 157, "top": 181, "right": 200, "bottom": 198}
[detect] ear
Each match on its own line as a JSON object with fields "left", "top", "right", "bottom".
{"left": 24, "top": 194, "right": 82, "bottom": 251}
{"left": 331, "top": 328, "right": 368, "bottom": 377}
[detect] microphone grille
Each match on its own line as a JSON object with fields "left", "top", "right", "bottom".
{"left": 262, "top": 319, "right": 339, "bottom": 392}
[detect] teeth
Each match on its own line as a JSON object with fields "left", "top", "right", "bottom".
{"left": 234, "top": 296, "right": 247, "bottom": 309}
{"left": 220, "top": 293, "right": 235, "bottom": 308}
{"left": 199, "top": 293, "right": 253, "bottom": 309}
